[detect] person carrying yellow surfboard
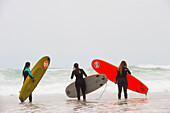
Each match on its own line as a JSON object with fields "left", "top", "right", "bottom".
{"left": 22, "top": 62, "right": 36, "bottom": 102}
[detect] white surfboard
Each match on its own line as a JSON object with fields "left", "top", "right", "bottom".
{"left": 65, "top": 74, "right": 107, "bottom": 98}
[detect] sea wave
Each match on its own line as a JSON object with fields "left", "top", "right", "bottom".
{"left": 0, "top": 65, "right": 170, "bottom": 96}
{"left": 132, "top": 64, "right": 170, "bottom": 70}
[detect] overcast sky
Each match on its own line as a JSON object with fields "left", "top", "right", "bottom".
{"left": 0, "top": 0, "right": 170, "bottom": 68}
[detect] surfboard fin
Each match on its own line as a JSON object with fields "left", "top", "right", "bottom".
{"left": 21, "top": 97, "right": 24, "bottom": 102}
{"left": 66, "top": 90, "right": 70, "bottom": 95}
{"left": 139, "top": 87, "right": 146, "bottom": 91}
{"left": 96, "top": 75, "right": 99, "bottom": 77}
{"left": 100, "top": 84, "right": 103, "bottom": 86}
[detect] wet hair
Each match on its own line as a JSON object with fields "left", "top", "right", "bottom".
{"left": 74, "top": 63, "right": 79, "bottom": 69}
{"left": 73, "top": 63, "right": 80, "bottom": 74}
{"left": 22, "top": 62, "right": 30, "bottom": 76}
{"left": 118, "top": 61, "right": 127, "bottom": 76}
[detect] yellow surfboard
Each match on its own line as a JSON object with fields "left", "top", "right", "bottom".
{"left": 19, "top": 56, "right": 50, "bottom": 102}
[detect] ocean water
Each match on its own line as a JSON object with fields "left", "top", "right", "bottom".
{"left": 0, "top": 64, "right": 170, "bottom": 96}
{"left": 1, "top": 65, "right": 170, "bottom": 113}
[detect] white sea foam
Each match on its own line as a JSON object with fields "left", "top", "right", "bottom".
{"left": 135, "top": 64, "right": 170, "bottom": 70}
{"left": 0, "top": 65, "right": 170, "bottom": 96}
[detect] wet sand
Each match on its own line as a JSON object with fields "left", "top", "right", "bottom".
{"left": 0, "top": 92, "right": 170, "bottom": 113}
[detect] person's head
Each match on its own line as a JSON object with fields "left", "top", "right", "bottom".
{"left": 73, "top": 63, "right": 81, "bottom": 74}
{"left": 22, "top": 62, "right": 31, "bottom": 76}
{"left": 74, "top": 63, "right": 79, "bottom": 69}
{"left": 25, "top": 62, "right": 30, "bottom": 68}
{"left": 118, "top": 60, "right": 127, "bottom": 75}
{"left": 119, "top": 61, "right": 127, "bottom": 69}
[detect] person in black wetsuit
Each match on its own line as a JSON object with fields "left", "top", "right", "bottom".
{"left": 115, "top": 61, "right": 131, "bottom": 99}
{"left": 71, "top": 63, "right": 87, "bottom": 101}
{"left": 22, "top": 62, "right": 36, "bottom": 102}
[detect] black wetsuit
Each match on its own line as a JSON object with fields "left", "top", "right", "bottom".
{"left": 23, "top": 68, "right": 34, "bottom": 102}
{"left": 71, "top": 69, "right": 87, "bottom": 100}
{"left": 116, "top": 67, "right": 131, "bottom": 99}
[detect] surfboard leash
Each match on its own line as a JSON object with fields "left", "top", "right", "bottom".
{"left": 95, "top": 82, "right": 108, "bottom": 100}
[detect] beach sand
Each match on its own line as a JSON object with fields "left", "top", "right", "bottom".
{"left": 0, "top": 92, "right": 170, "bottom": 113}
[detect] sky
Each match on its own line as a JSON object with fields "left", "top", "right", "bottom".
{"left": 0, "top": 0, "right": 170, "bottom": 68}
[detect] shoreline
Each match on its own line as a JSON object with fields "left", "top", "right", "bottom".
{"left": 1, "top": 92, "right": 170, "bottom": 113}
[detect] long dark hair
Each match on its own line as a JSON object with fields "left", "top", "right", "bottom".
{"left": 118, "top": 61, "right": 127, "bottom": 76}
{"left": 74, "top": 63, "right": 80, "bottom": 74}
{"left": 22, "top": 62, "right": 30, "bottom": 76}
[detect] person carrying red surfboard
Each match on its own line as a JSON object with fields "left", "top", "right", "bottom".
{"left": 115, "top": 61, "right": 131, "bottom": 99}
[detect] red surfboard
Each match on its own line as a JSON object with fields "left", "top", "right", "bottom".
{"left": 91, "top": 59, "right": 149, "bottom": 94}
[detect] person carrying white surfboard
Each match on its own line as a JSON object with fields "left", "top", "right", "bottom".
{"left": 22, "top": 62, "right": 36, "bottom": 102}
{"left": 115, "top": 61, "right": 131, "bottom": 99}
{"left": 71, "top": 63, "right": 87, "bottom": 101}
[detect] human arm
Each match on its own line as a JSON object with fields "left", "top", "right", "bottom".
{"left": 82, "top": 69, "right": 87, "bottom": 77}
{"left": 27, "top": 68, "right": 34, "bottom": 78}
{"left": 127, "top": 68, "right": 131, "bottom": 74}
{"left": 115, "top": 70, "right": 120, "bottom": 83}
{"left": 71, "top": 71, "right": 74, "bottom": 79}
